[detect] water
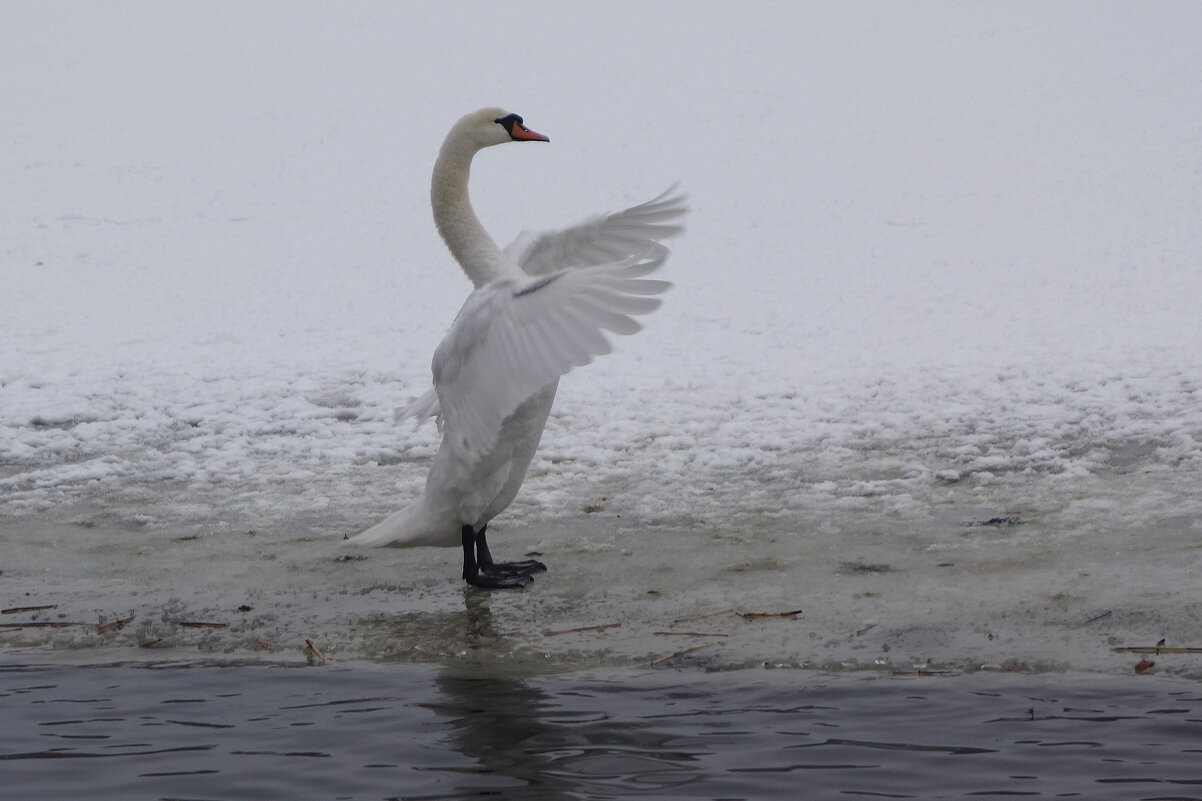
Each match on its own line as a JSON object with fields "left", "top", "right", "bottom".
{"left": 3, "top": 661, "right": 1202, "bottom": 800}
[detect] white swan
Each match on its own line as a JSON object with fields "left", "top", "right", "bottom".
{"left": 347, "top": 108, "right": 686, "bottom": 588}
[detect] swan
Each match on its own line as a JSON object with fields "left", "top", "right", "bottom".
{"left": 346, "top": 108, "right": 686, "bottom": 589}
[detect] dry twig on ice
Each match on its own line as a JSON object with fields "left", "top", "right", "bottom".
{"left": 650, "top": 642, "right": 719, "bottom": 666}
{"left": 543, "top": 622, "right": 622, "bottom": 636}
{"left": 738, "top": 609, "right": 803, "bottom": 620}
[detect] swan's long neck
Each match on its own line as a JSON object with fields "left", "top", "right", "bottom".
{"left": 431, "top": 137, "right": 506, "bottom": 289}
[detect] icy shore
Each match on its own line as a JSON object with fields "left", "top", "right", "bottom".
{"left": 4, "top": 2, "right": 1202, "bottom": 675}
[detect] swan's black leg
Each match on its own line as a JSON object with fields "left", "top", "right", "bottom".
{"left": 476, "top": 525, "right": 547, "bottom": 576}
{"left": 461, "top": 524, "right": 533, "bottom": 589}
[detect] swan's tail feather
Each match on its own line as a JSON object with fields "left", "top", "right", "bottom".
{"left": 344, "top": 510, "right": 407, "bottom": 547}
{"left": 345, "top": 504, "right": 426, "bottom": 548}
{"left": 345, "top": 500, "right": 459, "bottom": 549}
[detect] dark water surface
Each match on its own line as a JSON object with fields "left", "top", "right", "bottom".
{"left": 3, "top": 661, "right": 1202, "bottom": 800}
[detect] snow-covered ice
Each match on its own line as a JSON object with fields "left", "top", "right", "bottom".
{"left": 3, "top": 2, "right": 1202, "bottom": 673}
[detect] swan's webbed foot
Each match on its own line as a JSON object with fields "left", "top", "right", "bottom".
{"left": 465, "top": 571, "right": 534, "bottom": 589}
{"left": 480, "top": 558, "right": 547, "bottom": 577}
{"left": 461, "top": 524, "right": 545, "bottom": 590}
{"left": 475, "top": 525, "right": 547, "bottom": 577}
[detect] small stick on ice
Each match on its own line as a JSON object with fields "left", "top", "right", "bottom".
{"left": 2, "top": 604, "right": 58, "bottom": 615}
{"left": 671, "top": 607, "right": 738, "bottom": 625}
{"left": 544, "top": 622, "right": 621, "bottom": 636}
{"left": 0, "top": 621, "right": 78, "bottom": 629}
{"left": 653, "top": 631, "right": 730, "bottom": 637}
{"left": 738, "top": 609, "right": 803, "bottom": 620}
{"left": 1080, "top": 610, "right": 1112, "bottom": 625}
{"left": 650, "top": 642, "right": 719, "bottom": 666}
{"left": 305, "top": 638, "right": 332, "bottom": 664}
{"left": 179, "top": 621, "right": 228, "bottom": 629}
{"left": 1112, "top": 645, "right": 1202, "bottom": 654}
{"left": 97, "top": 614, "right": 135, "bottom": 633}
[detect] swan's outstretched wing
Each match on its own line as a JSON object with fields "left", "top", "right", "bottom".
{"left": 398, "top": 186, "right": 686, "bottom": 430}
{"left": 504, "top": 185, "right": 686, "bottom": 276}
{"left": 432, "top": 251, "right": 669, "bottom": 466}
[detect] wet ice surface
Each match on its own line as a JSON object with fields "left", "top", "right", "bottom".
{"left": 4, "top": 661, "right": 1202, "bottom": 801}
{"left": 3, "top": 459, "right": 1201, "bottom": 676}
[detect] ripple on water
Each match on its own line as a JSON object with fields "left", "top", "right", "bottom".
{"left": 2, "top": 663, "right": 1202, "bottom": 800}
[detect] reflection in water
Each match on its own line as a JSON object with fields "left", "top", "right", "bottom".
{"left": 344, "top": 586, "right": 719, "bottom": 797}
{"left": 356, "top": 586, "right": 516, "bottom": 664}
{"left": 390, "top": 589, "right": 705, "bottom": 798}
{"left": 459, "top": 586, "right": 503, "bottom": 650}
{"left": 422, "top": 668, "right": 704, "bottom": 799}
{"left": 3, "top": 661, "right": 1202, "bottom": 801}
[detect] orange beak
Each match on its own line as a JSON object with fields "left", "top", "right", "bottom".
{"left": 512, "top": 123, "right": 549, "bottom": 142}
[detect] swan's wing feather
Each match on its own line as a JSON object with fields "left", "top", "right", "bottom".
{"left": 395, "top": 387, "right": 442, "bottom": 430}
{"left": 504, "top": 185, "right": 687, "bottom": 276}
{"left": 431, "top": 251, "right": 669, "bottom": 465}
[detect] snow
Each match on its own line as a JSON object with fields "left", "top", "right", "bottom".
{"left": 3, "top": 2, "right": 1202, "bottom": 671}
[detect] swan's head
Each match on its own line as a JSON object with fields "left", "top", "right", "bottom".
{"left": 452, "top": 107, "right": 550, "bottom": 150}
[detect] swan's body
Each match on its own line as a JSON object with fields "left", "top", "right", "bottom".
{"left": 347, "top": 108, "right": 685, "bottom": 587}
